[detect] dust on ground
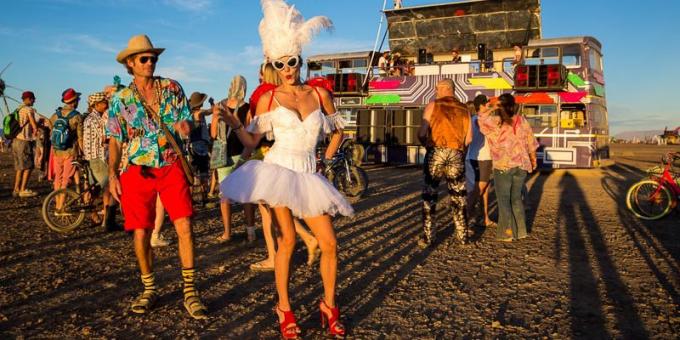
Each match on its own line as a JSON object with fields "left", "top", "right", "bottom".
{"left": 1, "top": 144, "right": 679, "bottom": 338}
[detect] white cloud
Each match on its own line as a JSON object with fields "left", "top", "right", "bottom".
{"left": 162, "top": 0, "right": 213, "bottom": 12}
{"left": 43, "top": 34, "right": 117, "bottom": 55}
{"left": 74, "top": 34, "right": 117, "bottom": 54}
{"left": 69, "top": 61, "right": 121, "bottom": 76}
{"left": 157, "top": 66, "right": 210, "bottom": 83}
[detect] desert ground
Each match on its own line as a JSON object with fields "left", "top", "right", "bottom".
{"left": 1, "top": 143, "right": 679, "bottom": 339}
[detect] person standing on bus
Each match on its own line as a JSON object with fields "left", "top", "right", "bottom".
{"left": 418, "top": 79, "right": 472, "bottom": 247}
{"left": 378, "top": 51, "right": 390, "bottom": 76}
{"left": 478, "top": 94, "right": 538, "bottom": 242}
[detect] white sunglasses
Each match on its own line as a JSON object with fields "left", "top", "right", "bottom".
{"left": 272, "top": 56, "right": 301, "bottom": 71}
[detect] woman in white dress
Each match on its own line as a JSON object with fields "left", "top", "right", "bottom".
{"left": 220, "top": 1, "right": 352, "bottom": 338}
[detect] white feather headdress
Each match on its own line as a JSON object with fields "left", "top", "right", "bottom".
{"left": 259, "top": 0, "right": 333, "bottom": 61}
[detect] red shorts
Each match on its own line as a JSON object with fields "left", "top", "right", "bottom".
{"left": 120, "top": 161, "right": 193, "bottom": 231}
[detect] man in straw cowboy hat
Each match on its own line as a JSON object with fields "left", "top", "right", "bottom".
{"left": 106, "top": 34, "right": 207, "bottom": 319}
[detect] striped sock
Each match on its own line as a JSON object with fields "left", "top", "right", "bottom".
{"left": 141, "top": 273, "right": 156, "bottom": 293}
{"left": 181, "top": 268, "right": 199, "bottom": 300}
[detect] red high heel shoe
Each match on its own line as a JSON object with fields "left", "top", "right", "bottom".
{"left": 275, "top": 305, "right": 301, "bottom": 339}
{"left": 319, "top": 299, "right": 345, "bottom": 338}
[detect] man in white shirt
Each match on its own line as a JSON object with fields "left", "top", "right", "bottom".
{"left": 465, "top": 94, "right": 496, "bottom": 227}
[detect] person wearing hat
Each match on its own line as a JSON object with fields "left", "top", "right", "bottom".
{"left": 188, "top": 91, "right": 212, "bottom": 201}
{"left": 11, "top": 91, "right": 39, "bottom": 198}
{"left": 83, "top": 91, "right": 119, "bottom": 230}
{"left": 106, "top": 34, "right": 207, "bottom": 319}
{"left": 50, "top": 88, "right": 84, "bottom": 203}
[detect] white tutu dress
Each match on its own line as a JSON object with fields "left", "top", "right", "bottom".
{"left": 220, "top": 98, "right": 354, "bottom": 219}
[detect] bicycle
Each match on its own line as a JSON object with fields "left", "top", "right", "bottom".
{"left": 318, "top": 138, "right": 369, "bottom": 198}
{"left": 41, "top": 159, "right": 105, "bottom": 233}
{"left": 625, "top": 152, "right": 680, "bottom": 220}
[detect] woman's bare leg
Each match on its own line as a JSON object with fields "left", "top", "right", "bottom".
{"left": 479, "top": 181, "right": 492, "bottom": 225}
{"left": 294, "top": 220, "right": 318, "bottom": 254}
{"left": 303, "top": 214, "right": 338, "bottom": 307}
{"left": 271, "top": 206, "right": 297, "bottom": 311}
{"left": 219, "top": 199, "right": 232, "bottom": 240}
{"left": 252, "top": 204, "right": 276, "bottom": 267}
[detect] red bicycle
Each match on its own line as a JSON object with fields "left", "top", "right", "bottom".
{"left": 626, "top": 152, "right": 680, "bottom": 220}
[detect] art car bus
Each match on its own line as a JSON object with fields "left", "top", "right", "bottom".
{"left": 305, "top": 0, "right": 610, "bottom": 169}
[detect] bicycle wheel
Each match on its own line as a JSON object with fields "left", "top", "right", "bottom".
{"left": 334, "top": 165, "right": 369, "bottom": 198}
{"left": 42, "top": 188, "right": 86, "bottom": 233}
{"left": 626, "top": 180, "right": 673, "bottom": 220}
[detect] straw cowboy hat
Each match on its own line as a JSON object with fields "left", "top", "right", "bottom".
{"left": 189, "top": 92, "right": 208, "bottom": 110}
{"left": 116, "top": 35, "right": 165, "bottom": 64}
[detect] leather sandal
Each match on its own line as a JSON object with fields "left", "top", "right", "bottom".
{"left": 184, "top": 292, "right": 208, "bottom": 320}
{"left": 130, "top": 290, "right": 158, "bottom": 314}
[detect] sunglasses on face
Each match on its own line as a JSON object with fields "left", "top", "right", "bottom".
{"left": 138, "top": 55, "right": 158, "bottom": 64}
{"left": 272, "top": 56, "right": 300, "bottom": 71}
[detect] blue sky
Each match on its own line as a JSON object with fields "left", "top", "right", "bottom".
{"left": 1, "top": 0, "right": 678, "bottom": 134}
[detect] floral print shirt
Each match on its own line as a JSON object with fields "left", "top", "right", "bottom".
{"left": 106, "top": 77, "right": 192, "bottom": 169}
{"left": 83, "top": 110, "right": 107, "bottom": 161}
{"left": 479, "top": 113, "right": 539, "bottom": 172}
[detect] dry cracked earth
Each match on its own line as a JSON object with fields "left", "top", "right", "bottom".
{"left": 1, "top": 144, "right": 679, "bottom": 339}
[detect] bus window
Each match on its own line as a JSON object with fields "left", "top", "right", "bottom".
{"left": 589, "top": 49, "right": 604, "bottom": 72}
{"left": 523, "top": 105, "right": 557, "bottom": 128}
{"left": 390, "top": 110, "right": 407, "bottom": 144}
{"left": 470, "top": 61, "right": 481, "bottom": 73}
{"left": 339, "top": 60, "right": 352, "bottom": 69}
{"left": 560, "top": 104, "right": 587, "bottom": 129}
{"left": 355, "top": 109, "right": 372, "bottom": 143}
{"left": 524, "top": 47, "right": 560, "bottom": 65}
{"left": 353, "top": 59, "right": 367, "bottom": 69}
{"left": 502, "top": 58, "right": 514, "bottom": 74}
{"left": 562, "top": 45, "right": 582, "bottom": 68}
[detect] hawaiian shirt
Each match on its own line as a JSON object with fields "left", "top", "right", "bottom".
{"left": 83, "top": 110, "right": 108, "bottom": 161}
{"left": 106, "top": 77, "right": 192, "bottom": 168}
{"left": 478, "top": 113, "right": 539, "bottom": 172}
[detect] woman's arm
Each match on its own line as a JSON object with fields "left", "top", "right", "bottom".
{"left": 318, "top": 88, "right": 343, "bottom": 159}
{"left": 224, "top": 93, "right": 270, "bottom": 150}
{"left": 417, "top": 102, "right": 434, "bottom": 146}
{"left": 464, "top": 113, "right": 473, "bottom": 146}
{"left": 477, "top": 103, "right": 500, "bottom": 137}
{"left": 210, "top": 106, "right": 220, "bottom": 139}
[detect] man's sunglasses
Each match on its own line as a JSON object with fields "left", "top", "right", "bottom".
{"left": 138, "top": 55, "right": 158, "bottom": 64}
{"left": 272, "top": 56, "right": 300, "bottom": 71}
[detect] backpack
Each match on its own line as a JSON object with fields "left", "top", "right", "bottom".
{"left": 51, "top": 109, "right": 77, "bottom": 150}
{"left": 2, "top": 107, "right": 24, "bottom": 139}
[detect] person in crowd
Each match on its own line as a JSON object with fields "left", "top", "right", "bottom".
{"left": 512, "top": 44, "right": 524, "bottom": 66}
{"left": 150, "top": 195, "right": 170, "bottom": 247}
{"left": 465, "top": 94, "right": 495, "bottom": 228}
{"left": 12, "top": 91, "right": 39, "bottom": 198}
{"left": 83, "top": 91, "right": 119, "bottom": 228}
{"left": 390, "top": 52, "right": 403, "bottom": 76}
{"left": 211, "top": 75, "right": 257, "bottom": 242}
{"left": 378, "top": 51, "right": 390, "bottom": 76}
{"left": 188, "top": 92, "right": 212, "bottom": 204}
{"left": 220, "top": 1, "right": 352, "bottom": 337}
{"left": 35, "top": 117, "right": 51, "bottom": 182}
{"left": 451, "top": 49, "right": 462, "bottom": 63}
{"left": 244, "top": 63, "right": 319, "bottom": 272}
{"left": 417, "top": 79, "right": 472, "bottom": 247}
{"left": 51, "top": 88, "right": 84, "bottom": 209}
{"left": 478, "top": 93, "right": 539, "bottom": 241}
{"left": 106, "top": 34, "right": 207, "bottom": 319}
